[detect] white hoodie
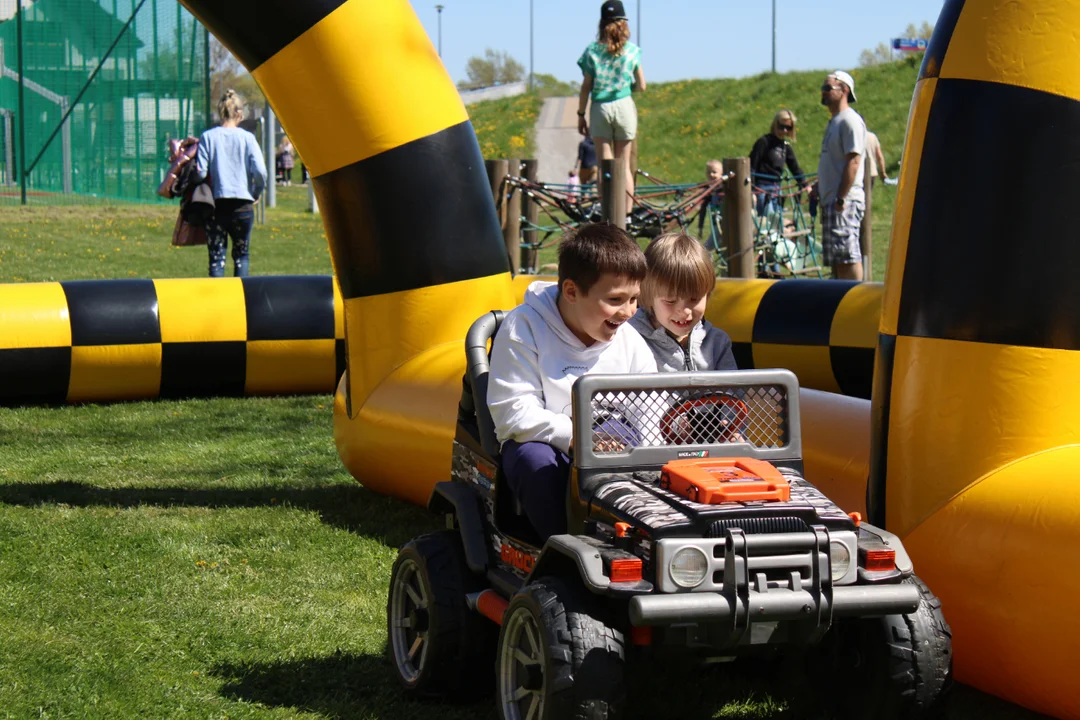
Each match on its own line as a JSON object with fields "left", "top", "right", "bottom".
{"left": 488, "top": 281, "right": 658, "bottom": 453}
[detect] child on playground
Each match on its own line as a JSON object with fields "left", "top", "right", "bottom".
{"left": 568, "top": 168, "right": 581, "bottom": 199}
{"left": 488, "top": 223, "right": 657, "bottom": 538}
{"left": 699, "top": 159, "right": 724, "bottom": 250}
{"left": 629, "top": 232, "right": 737, "bottom": 373}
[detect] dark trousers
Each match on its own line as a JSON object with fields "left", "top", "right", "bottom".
{"left": 206, "top": 199, "right": 254, "bottom": 278}
{"left": 501, "top": 440, "right": 571, "bottom": 540}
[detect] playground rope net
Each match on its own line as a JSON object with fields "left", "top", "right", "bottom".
{"left": 504, "top": 169, "right": 823, "bottom": 279}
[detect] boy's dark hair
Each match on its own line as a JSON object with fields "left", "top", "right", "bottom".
{"left": 557, "top": 222, "right": 646, "bottom": 294}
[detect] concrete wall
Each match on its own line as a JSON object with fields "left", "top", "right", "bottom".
{"left": 459, "top": 81, "right": 527, "bottom": 106}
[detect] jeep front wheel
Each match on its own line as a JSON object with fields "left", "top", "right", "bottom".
{"left": 496, "top": 577, "right": 625, "bottom": 720}
{"left": 821, "top": 575, "right": 953, "bottom": 719}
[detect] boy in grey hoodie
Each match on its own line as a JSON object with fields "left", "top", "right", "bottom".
{"left": 629, "top": 232, "right": 737, "bottom": 373}
{"left": 488, "top": 224, "right": 657, "bottom": 539}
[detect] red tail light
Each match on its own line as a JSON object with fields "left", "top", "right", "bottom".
{"left": 864, "top": 548, "right": 896, "bottom": 572}
{"left": 609, "top": 557, "right": 643, "bottom": 583}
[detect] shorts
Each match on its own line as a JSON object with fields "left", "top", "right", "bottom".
{"left": 820, "top": 198, "right": 865, "bottom": 266}
{"left": 590, "top": 95, "right": 638, "bottom": 141}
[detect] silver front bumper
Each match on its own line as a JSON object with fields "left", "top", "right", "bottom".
{"left": 629, "top": 582, "right": 920, "bottom": 626}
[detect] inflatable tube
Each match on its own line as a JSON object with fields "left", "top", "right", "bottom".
{"left": 707, "top": 279, "right": 881, "bottom": 400}
{"left": 799, "top": 389, "right": 870, "bottom": 517}
{"left": 869, "top": 1, "right": 1080, "bottom": 715}
{"left": 0, "top": 274, "right": 884, "bottom": 407}
{"left": 0, "top": 276, "right": 343, "bottom": 404}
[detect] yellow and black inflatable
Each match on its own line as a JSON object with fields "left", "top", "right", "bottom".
{"left": 0, "top": 276, "right": 343, "bottom": 403}
{"left": 868, "top": 1, "right": 1080, "bottom": 716}
{"left": 180, "top": 0, "right": 516, "bottom": 506}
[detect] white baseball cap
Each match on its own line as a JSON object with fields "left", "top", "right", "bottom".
{"left": 830, "top": 70, "right": 857, "bottom": 103}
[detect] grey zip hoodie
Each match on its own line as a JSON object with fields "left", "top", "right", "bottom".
{"left": 628, "top": 308, "right": 737, "bottom": 373}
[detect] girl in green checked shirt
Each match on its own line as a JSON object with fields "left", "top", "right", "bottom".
{"left": 577, "top": 0, "right": 646, "bottom": 202}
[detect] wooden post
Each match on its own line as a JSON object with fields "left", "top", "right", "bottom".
{"left": 521, "top": 158, "right": 539, "bottom": 274}
{"left": 503, "top": 158, "right": 522, "bottom": 276}
{"left": 600, "top": 157, "right": 627, "bottom": 230}
{"left": 722, "top": 157, "right": 754, "bottom": 279}
{"left": 860, "top": 155, "right": 873, "bottom": 280}
{"left": 485, "top": 158, "right": 509, "bottom": 226}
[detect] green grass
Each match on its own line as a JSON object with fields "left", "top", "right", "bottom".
{"left": 0, "top": 393, "right": 1048, "bottom": 718}
{"left": 0, "top": 185, "right": 333, "bottom": 283}
{"left": 466, "top": 92, "right": 543, "bottom": 160}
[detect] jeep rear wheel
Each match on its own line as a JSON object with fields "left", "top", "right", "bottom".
{"left": 496, "top": 577, "right": 625, "bottom": 720}
{"left": 387, "top": 530, "right": 494, "bottom": 700}
{"left": 822, "top": 575, "right": 953, "bottom": 719}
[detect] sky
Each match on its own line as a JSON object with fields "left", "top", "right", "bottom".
{"left": 413, "top": 0, "right": 946, "bottom": 85}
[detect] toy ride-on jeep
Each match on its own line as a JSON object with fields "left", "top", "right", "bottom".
{"left": 387, "top": 311, "right": 952, "bottom": 719}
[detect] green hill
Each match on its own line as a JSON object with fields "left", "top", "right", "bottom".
{"left": 468, "top": 55, "right": 925, "bottom": 280}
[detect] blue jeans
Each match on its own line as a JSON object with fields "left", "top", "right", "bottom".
{"left": 206, "top": 201, "right": 254, "bottom": 277}
{"left": 755, "top": 182, "right": 781, "bottom": 219}
{"left": 501, "top": 440, "right": 571, "bottom": 540}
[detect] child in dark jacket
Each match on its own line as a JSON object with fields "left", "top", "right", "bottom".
{"left": 628, "top": 232, "right": 736, "bottom": 372}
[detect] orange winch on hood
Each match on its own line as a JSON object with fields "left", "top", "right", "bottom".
{"left": 659, "top": 458, "right": 790, "bottom": 504}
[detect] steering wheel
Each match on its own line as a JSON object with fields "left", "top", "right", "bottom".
{"left": 660, "top": 393, "right": 750, "bottom": 445}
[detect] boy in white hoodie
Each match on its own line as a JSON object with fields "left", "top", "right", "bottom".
{"left": 488, "top": 223, "right": 658, "bottom": 539}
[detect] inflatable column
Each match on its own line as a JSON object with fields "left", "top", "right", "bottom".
{"left": 180, "top": 0, "right": 515, "bottom": 505}
{"left": 870, "top": 1, "right": 1080, "bottom": 716}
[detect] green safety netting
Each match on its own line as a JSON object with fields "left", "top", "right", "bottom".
{"left": 0, "top": 0, "right": 208, "bottom": 204}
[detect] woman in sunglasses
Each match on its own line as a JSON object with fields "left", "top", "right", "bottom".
{"left": 748, "top": 109, "right": 810, "bottom": 218}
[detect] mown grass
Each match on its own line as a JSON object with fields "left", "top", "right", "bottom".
{"left": 0, "top": 185, "right": 332, "bottom": 283}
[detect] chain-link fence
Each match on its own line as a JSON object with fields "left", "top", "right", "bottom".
{"left": 589, "top": 385, "right": 791, "bottom": 453}
{"left": 0, "top": 0, "right": 208, "bottom": 205}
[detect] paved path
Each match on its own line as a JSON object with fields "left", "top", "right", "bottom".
{"left": 534, "top": 96, "right": 580, "bottom": 185}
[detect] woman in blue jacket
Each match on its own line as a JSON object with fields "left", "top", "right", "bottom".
{"left": 194, "top": 89, "right": 267, "bottom": 277}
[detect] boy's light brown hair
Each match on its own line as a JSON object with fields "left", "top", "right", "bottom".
{"left": 641, "top": 232, "right": 715, "bottom": 309}
{"left": 558, "top": 222, "right": 647, "bottom": 294}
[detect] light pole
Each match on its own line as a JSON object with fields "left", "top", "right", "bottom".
{"left": 435, "top": 4, "right": 444, "bottom": 57}
{"left": 771, "top": 0, "right": 777, "bottom": 73}
{"left": 637, "top": 0, "right": 641, "bottom": 47}
{"left": 528, "top": 0, "right": 534, "bottom": 92}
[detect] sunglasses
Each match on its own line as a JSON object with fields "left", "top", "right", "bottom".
{"left": 821, "top": 84, "right": 842, "bottom": 92}
{"left": 778, "top": 124, "right": 794, "bottom": 131}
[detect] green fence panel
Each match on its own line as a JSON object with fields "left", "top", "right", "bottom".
{"left": 0, "top": 0, "right": 208, "bottom": 205}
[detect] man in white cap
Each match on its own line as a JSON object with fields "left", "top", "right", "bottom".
{"left": 816, "top": 70, "right": 867, "bottom": 280}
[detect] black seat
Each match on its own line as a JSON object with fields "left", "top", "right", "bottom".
{"left": 461, "top": 312, "right": 542, "bottom": 546}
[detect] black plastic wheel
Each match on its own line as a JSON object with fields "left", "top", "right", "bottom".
{"left": 821, "top": 575, "right": 953, "bottom": 720}
{"left": 386, "top": 530, "right": 495, "bottom": 700}
{"left": 496, "top": 577, "right": 625, "bottom": 720}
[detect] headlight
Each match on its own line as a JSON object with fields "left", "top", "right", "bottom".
{"left": 830, "top": 540, "right": 851, "bottom": 582}
{"left": 669, "top": 546, "right": 709, "bottom": 588}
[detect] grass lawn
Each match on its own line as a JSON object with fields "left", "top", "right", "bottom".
{"left": 0, "top": 191, "right": 1047, "bottom": 716}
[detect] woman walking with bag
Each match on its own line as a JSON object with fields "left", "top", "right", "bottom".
{"left": 194, "top": 89, "right": 267, "bottom": 277}
{"left": 576, "top": 1, "right": 645, "bottom": 202}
